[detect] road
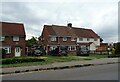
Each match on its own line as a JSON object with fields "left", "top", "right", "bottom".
{"left": 2, "top": 63, "right": 118, "bottom": 80}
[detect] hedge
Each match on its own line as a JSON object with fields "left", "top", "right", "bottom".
{"left": 2, "top": 57, "right": 45, "bottom": 64}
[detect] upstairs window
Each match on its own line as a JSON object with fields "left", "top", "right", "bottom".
{"left": 94, "top": 38, "right": 97, "bottom": 41}
{"left": 0, "top": 36, "right": 5, "bottom": 41}
{"left": 71, "top": 37, "right": 76, "bottom": 41}
{"left": 79, "top": 37, "right": 83, "bottom": 41}
{"left": 63, "top": 37, "right": 67, "bottom": 41}
{"left": 50, "top": 37, "right": 56, "bottom": 41}
{"left": 13, "top": 36, "right": 19, "bottom": 41}
{"left": 87, "top": 38, "right": 90, "bottom": 41}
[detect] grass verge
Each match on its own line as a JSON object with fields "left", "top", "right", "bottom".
{"left": 1, "top": 55, "right": 93, "bottom": 68}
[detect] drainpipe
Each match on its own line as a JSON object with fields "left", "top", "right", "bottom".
{"left": 58, "top": 36, "right": 60, "bottom": 52}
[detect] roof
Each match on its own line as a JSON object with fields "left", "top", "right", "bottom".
{"left": 0, "top": 22, "right": 26, "bottom": 36}
{"left": 43, "top": 24, "right": 101, "bottom": 38}
{"left": 72, "top": 27, "right": 100, "bottom": 38}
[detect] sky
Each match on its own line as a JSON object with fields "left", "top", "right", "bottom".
{"left": 1, "top": 0, "right": 119, "bottom": 43}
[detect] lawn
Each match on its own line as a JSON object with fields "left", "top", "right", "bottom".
{"left": 1, "top": 54, "right": 108, "bottom": 68}
{"left": 89, "top": 54, "right": 108, "bottom": 59}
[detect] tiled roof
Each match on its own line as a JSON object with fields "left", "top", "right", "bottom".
{"left": 44, "top": 24, "right": 100, "bottom": 38}
{"left": 0, "top": 22, "right": 25, "bottom": 36}
{"left": 52, "top": 25, "right": 76, "bottom": 37}
{"left": 44, "top": 25, "right": 56, "bottom": 36}
{"left": 72, "top": 27, "right": 100, "bottom": 38}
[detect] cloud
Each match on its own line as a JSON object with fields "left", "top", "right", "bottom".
{"left": 1, "top": 0, "right": 119, "bottom": 43}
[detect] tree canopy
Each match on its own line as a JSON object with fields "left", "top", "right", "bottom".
{"left": 26, "top": 37, "right": 38, "bottom": 47}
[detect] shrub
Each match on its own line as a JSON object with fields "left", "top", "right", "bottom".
{"left": 0, "top": 48, "right": 6, "bottom": 58}
{"left": 115, "top": 42, "right": 120, "bottom": 54}
{"left": 2, "top": 57, "right": 45, "bottom": 65}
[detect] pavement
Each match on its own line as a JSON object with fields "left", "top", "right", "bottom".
{"left": 1, "top": 58, "right": 119, "bottom": 75}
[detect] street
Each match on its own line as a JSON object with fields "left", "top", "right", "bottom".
{"left": 2, "top": 63, "right": 118, "bottom": 80}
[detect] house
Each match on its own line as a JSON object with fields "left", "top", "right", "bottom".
{"left": 0, "top": 22, "right": 26, "bottom": 58}
{"left": 39, "top": 23, "right": 102, "bottom": 53}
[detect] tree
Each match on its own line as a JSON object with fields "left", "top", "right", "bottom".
{"left": 26, "top": 37, "right": 38, "bottom": 47}
{"left": 0, "top": 48, "right": 6, "bottom": 58}
{"left": 115, "top": 42, "right": 120, "bottom": 54}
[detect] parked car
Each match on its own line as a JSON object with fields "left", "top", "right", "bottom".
{"left": 59, "top": 46, "right": 68, "bottom": 56}
{"left": 59, "top": 50, "right": 68, "bottom": 56}
{"left": 76, "top": 47, "right": 90, "bottom": 56}
{"left": 48, "top": 47, "right": 68, "bottom": 56}
{"left": 27, "top": 49, "right": 44, "bottom": 56}
{"left": 33, "top": 49, "right": 43, "bottom": 56}
{"left": 48, "top": 48, "right": 59, "bottom": 56}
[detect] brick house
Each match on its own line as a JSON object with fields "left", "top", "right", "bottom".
{"left": 39, "top": 23, "right": 102, "bottom": 53}
{"left": 0, "top": 22, "right": 26, "bottom": 58}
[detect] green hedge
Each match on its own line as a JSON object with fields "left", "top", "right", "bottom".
{"left": 2, "top": 57, "right": 45, "bottom": 65}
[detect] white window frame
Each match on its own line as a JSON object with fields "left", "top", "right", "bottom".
{"left": 68, "top": 46, "right": 76, "bottom": 51}
{"left": 50, "top": 37, "right": 56, "bottom": 41}
{"left": 87, "top": 38, "right": 90, "bottom": 41}
{"left": 94, "top": 38, "right": 97, "bottom": 41}
{"left": 79, "top": 37, "right": 83, "bottom": 41}
{"left": 71, "top": 37, "right": 76, "bottom": 41}
{"left": 13, "top": 36, "right": 19, "bottom": 41}
{"left": 63, "top": 37, "right": 67, "bottom": 41}
{"left": 50, "top": 46, "right": 57, "bottom": 50}
{"left": 0, "top": 36, "right": 5, "bottom": 41}
{"left": 2, "top": 47, "right": 11, "bottom": 54}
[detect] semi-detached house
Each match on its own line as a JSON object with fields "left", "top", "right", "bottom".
{"left": 0, "top": 22, "right": 26, "bottom": 58}
{"left": 39, "top": 23, "right": 103, "bottom": 53}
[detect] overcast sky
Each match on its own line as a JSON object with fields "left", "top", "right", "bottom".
{"left": 1, "top": 0, "right": 119, "bottom": 43}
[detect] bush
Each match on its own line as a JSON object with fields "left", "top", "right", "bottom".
{"left": 115, "top": 42, "right": 120, "bottom": 54}
{"left": 0, "top": 48, "right": 6, "bottom": 58}
{"left": 2, "top": 57, "right": 45, "bottom": 64}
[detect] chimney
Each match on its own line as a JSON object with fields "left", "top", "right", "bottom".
{"left": 67, "top": 23, "right": 72, "bottom": 27}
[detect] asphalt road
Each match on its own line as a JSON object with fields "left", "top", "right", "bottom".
{"left": 2, "top": 63, "right": 118, "bottom": 80}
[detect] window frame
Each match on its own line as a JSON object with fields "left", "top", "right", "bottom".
{"left": 87, "top": 38, "right": 90, "bottom": 41}
{"left": 13, "top": 36, "right": 19, "bottom": 41}
{"left": 63, "top": 37, "right": 67, "bottom": 41}
{"left": 71, "top": 37, "right": 76, "bottom": 41}
{"left": 68, "top": 46, "right": 76, "bottom": 51}
{"left": 79, "top": 37, "right": 83, "bottom": 41}
{"left": 94, "top": 38, "right": 97, "bottom": 41}
{"left": 50, "top": 36, "right": 57, "bottom": 41}
{"left": 2, "top": 47, "right": 11, "bottom": 54}
{"left": 0, "top": 36, "right": 5, "bottom": 41}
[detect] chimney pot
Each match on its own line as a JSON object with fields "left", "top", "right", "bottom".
{"left": 67, "top": 23, "right": 72, "bottom": 27}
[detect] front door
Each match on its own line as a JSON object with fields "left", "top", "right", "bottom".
{"left": 15, "top": 47, "right": 21, "bottom": 57}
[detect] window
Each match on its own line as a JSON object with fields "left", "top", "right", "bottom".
{"left": 50, "top": 37, "right": 56, "bottom": 41}
{"left": 68, "top": 46, "right": 76, "bottom": 51}
{"left": 2, "top": 47, "right": 11, "bottom": 54}
{"left": 79, "top": 38, "right": 83, "bottom": 41}
{"left": 63, "top": 37, "right": 67, "bottom": 41}
{"left": 71, "top": 37, "right": 76, "bottom": 41}
{"left": 13, "top": 36, "right": 19, "bottom": 41}
{"left": 94, "top": 38, "right": 97, "bottom": 41}
{"left": 50, "top": 46, "right": 57, "bottom": 50}
{"left": 0, "top": 36, "right": 5, "bottom": 41}
{"left": 87, "top": 38, "right": 90, "bottom": 41}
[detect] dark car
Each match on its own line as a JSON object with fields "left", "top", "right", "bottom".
{"left": 48, "top": 47, "right": 68, "bottom": 56}
{"left": 76, "top": 47, "right": 90, "bottom": 56}
{"left": 27, "top": 49, "right": 44, "bottom": 56}
{"left": 59, "top": 50, "right": 68, "bottom": 56}
{"left": 33, "top": 49, "right": 43, "bottom": 56}
{"left": 48, "top": 48, "right": 59, "bottom": 56}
